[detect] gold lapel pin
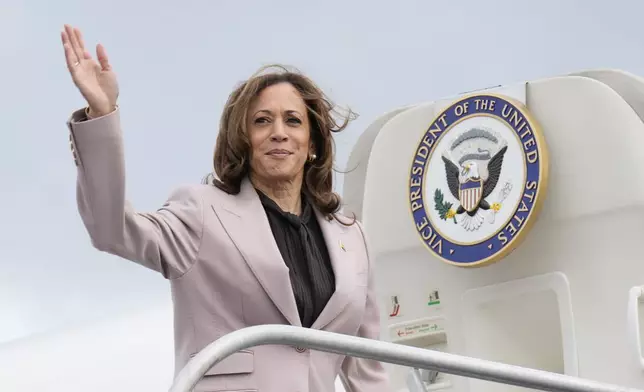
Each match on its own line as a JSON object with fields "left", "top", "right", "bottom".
{"left": 339, "top": 241, "right": 346, "bottom": 252}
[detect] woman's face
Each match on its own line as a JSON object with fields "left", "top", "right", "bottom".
{"left": 247, "top": 82, "right": 312, "bottom": 186}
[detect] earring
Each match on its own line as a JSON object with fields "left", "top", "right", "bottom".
{"left": 308, "top": 153, "right": 317, "bottom": 162}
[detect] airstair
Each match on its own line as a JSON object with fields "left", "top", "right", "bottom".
{"left": 169, "top": 325, "right": 643, "bottom": 392}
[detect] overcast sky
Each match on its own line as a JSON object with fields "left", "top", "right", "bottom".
{"left": 2, "top": 0, "right": 644, "bottom": 345}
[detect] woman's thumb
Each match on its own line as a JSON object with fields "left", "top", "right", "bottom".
{"left": 96, "top": 44, "right": 111, "bottom": 71}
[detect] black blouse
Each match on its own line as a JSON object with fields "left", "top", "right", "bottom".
{"left": 257, "top": 190, "right": 336, "bottom": 328}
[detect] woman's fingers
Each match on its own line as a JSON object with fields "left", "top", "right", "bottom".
{"left": 96, "top": 44, "right": 111, "bottom": 71}
{"left": 64, "top": 25, "right": 84, "bottom": 64}
{"left": 61, "top": 30, "right": 80, "bottom": 72}
{"left": 73, "top": 27, "right": 92, "bottom": 60}
{"left": 74, "top": 27, "right": 86, "bottom": 52}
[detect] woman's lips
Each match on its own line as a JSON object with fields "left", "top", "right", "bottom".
{"left": 266, "top": 149, "right": 292, "bottom": 158}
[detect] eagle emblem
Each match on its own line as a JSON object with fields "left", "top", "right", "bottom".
{"left": 437, "top": 127, "right": 510, "bottom": 231}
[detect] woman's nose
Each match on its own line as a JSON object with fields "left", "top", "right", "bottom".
{"left": 270, "top": 121, "right": 288, "bottom": 141}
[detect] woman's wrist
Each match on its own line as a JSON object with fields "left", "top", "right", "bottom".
{"left": 86, "top": 105, "right": 117, "bottom": 119}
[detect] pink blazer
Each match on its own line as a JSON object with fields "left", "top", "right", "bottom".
{"left": 66, "top": 107, "right": 390, "bottom": 392}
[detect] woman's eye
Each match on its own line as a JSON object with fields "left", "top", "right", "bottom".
{"left": 255, "top": 117, "right": 270, "bottom": 124}
{"left": 287, "top": 117, "right": 302, "bottom": 125}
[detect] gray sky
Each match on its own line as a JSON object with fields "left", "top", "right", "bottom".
{"left": 2, "top": 0, "right": 643, "bottom": 344}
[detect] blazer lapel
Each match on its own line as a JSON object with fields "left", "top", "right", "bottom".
{"left": 210, "top": 178, "right": 301, "bottom": 327}
{"left": 311, "top": 212, "right": 355, "bottom": 330}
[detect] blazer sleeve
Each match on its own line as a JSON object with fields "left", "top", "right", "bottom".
{"left": 67, "top": 107, "right": 205, "bottom": 279}
{"left": 340, "top": 221, "right": 390, "bottom": 392}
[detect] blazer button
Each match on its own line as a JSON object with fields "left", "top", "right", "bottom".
{"left": 295, "top": 346, "right": 306, "bottom": 353}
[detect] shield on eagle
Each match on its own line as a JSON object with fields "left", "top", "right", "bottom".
{"left": 459, "top": 178, "right": 483, "bottom": 212}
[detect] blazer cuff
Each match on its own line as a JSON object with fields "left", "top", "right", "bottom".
{"left": 68, "top": 106, "right": 120, "bottom": 126}
{"left": 66, "top": 106, "right": 122, "bottom": 168}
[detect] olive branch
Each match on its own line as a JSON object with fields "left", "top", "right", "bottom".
{"left": 434, "top": 189, "right": 457, "bottom": 223}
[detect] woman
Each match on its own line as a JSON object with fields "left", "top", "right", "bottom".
{"left": 61, "top": 24, "right": 389, "bottom": 392}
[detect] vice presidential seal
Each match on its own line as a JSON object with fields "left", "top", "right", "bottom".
{"left": 408, "top": 94, "right": 548, "bottom": 267}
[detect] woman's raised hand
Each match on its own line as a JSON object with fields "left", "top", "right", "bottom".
{"left": 62, "top": 25, "right": 119, "bottom": 118}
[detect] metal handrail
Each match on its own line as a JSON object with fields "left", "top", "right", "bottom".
{"left": 169, "top": 325, "right": 642, "bottom": 392}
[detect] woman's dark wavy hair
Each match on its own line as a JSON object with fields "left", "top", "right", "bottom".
{"left": 208, "top": 64, "right": 357, "bottom": 222}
